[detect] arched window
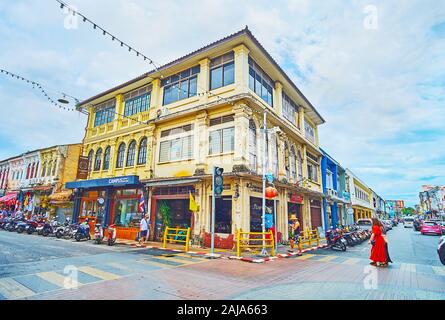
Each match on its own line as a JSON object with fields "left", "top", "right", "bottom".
{"left": 34, "top": 162, "right": 39, "bottom": 178}
{"left": 270, "top": 134, "right": 279, "bottom": 178}
{"left": 87, "top": 150, "right": 94, "bottom": 172}
{"left": 42, "top": 162, "right": 47, "bottom": 177}
{"left": 30, "top": 163, "right": 35, "bottom": 179}
{"left": 26, "top": 164, "right": 31, "bottom": 179}
{"left": 249, "top": 120, "right": 257, "bottom": 172}
{"left": 296, "top": 150, "right": 303, "bottom": 181}
{"left": 290, "top": 146, "right": 296, "bottom": 181}
{"left": 126, "top": 140, "right": 136, "bottom": 167}
{"left": 47, "top": 161, "right": 52, "bottom": 176}
{"left": 137, "top": 138, "right": 147, "bottom": 165}
{"left": 284, "top": 143, "right": 290, "bottom": 180}
{"left": 116, "top": 143, "right": 126, "bottom": 168}
{"left": 52, "top": 160, "right": 57, "bottom": 176}
{"left": 103, "top": 146, "right": 111, "bottom": 170}
{"left": 94, "top": 148, "right": 103, "bottom": 171}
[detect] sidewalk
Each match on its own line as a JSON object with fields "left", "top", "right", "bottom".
{"left": 116, "top": 238, "right": 328, "bottom": 263}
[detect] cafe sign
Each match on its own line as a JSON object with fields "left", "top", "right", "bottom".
{"left": 290, "top": 194, "right": 303, "bottom": 204}
{"left": 76, "top": 156, "right": 89, "bottom": 180}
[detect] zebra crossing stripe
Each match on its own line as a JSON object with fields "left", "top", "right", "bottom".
{"left": 401, "top": 263, "right": 416, "bottom": 273}
{"left": 432, "top": 266, "right": 445, "bottom": 276}
{"left": 317, "top": 255, "right": 338, "bottom": 262}
{"left": 155, "top": 256, "right": 197, "bottom": 265}
{"left": 343, "top": 258, "right": 361, "bottom": 265}
{"left": 78, "top": 266, "right": 120, "bottom": 281}
{"left": 296, "top": 253, "right": 316, "bottom": 260}
{"left": 0, "top": 278, "right": 35, "bottom": 299}
{"left": 37, "top": 271, "right": 80, "bottom": 289}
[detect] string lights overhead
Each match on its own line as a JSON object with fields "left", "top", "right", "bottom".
{"left": 55, "top": 0, "right": 161, "bottom": 72}
{"left": 0, "top": 68, "right": 83, "bottom": 113}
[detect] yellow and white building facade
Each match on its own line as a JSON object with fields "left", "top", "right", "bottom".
{"left": 68, "top": 28, "right": 326, "bottom": 245}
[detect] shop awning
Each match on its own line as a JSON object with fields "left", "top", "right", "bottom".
{"left": 0, "top": 192, "right": 17, "bottom": 203}
{"left": 145, "top": 178, "right": 201, "bottom": 187}
{"left": 48, "top": 190, "right": 73, "bottom": 203}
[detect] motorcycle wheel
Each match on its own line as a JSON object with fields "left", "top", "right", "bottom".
{"left": 75, "top": 233, "right": 81, "bottom": 242}
{"left": 17, "top": 227, "right": 24, "bottom": 234}
{"left": 42, "top": 229, "right": 49, "bottom": 237}
{"left": 341, "top": 242, "right": 347, "bottom": 251}
{"left": 56, "top": 230, "right": 63, "bottom": 239}
{"left": 27, "top": 228, "right": 34, "bottom": 235}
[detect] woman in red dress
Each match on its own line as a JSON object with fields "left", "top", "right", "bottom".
{"left": 369, "top": 218, "right": 387, "bottom": 266}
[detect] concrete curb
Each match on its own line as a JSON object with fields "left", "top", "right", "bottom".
{"left": 228, "top": 244, "right": 328, "bottom": 263}
{"left": 127, "top": 243, "right": 222, "bottom": 258}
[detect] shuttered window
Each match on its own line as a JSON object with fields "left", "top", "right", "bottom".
{"left": 159, "top": 136, "right": 193, "bottom": 162}
{"left": 209, "top": 127, "right": 234, "bottom": 155}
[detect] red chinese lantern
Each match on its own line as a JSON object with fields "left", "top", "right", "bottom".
{"left": 265, "top": 186, "right": 278, "bottom": 199}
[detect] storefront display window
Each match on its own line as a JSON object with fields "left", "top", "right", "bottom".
{"left": 112, "top": 188, "right": 142, "bottom": 228}
{"left": 250, "top": 197, "right": 277, "bottom": 232}
{"left": 212, "top": 196, "right": 232, "bottom": 234}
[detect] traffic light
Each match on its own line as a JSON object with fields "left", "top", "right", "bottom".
{"left": 213, "top": 167, "right": 224, "bottom": 197}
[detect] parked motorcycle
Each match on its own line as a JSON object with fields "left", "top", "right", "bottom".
{"left": 107, "top": 224, "right": 117, "bottom": 246}
{"left": 42, "top": 217, "right": 59, "bottom": 237}
{"left": 75, "top": 220, "right": 91, "bottom": 242}
{"left": 94, "top": 223, "right": 104, "bottom": 244}
{"left": 25, "top": 219, "right": 44, "bottom": 235}
{"left": 326, "top": 228, "right": 347, "bottom": 251}
{"left": 55, "top": 218, "right": 72, "bottom": 239}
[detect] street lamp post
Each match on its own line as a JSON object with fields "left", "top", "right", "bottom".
{"left": 261, "top": 110, "right": 268, "bottom": 256}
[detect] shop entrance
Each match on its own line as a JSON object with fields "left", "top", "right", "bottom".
{"left": 153, "top": 198, "right": 193, "bottom": 242}
{"left": 310, "top": 199, "right": 322, "bottom": 228}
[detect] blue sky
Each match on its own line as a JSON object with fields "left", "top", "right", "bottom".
{"left": 0, "top": 0, "right": 444, "bottom": 207}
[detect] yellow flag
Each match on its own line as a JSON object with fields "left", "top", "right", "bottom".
{"left": 189, "top": 192, "right": 198, "bottom": 212}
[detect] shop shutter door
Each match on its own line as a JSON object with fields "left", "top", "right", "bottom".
{"left": 310, "top": 206, "right": 322, "bottom": 228}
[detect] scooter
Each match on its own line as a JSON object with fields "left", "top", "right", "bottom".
{"left": 94, "top": 223, "right": 104, "bottom": 244}
{"left": 75, "top": 221, "right": 91, "bottom": 242}
{"left": 326, "top": 228, "right": 347, "bottom": 251}
{"left": 107, "top": 224, "right": 117, "bottom": 246}
{"left": 42, "top": 217, "right": 59, "bottom": 237}
{"left": 55, "top": 218, "right": 72, "bottom": 239}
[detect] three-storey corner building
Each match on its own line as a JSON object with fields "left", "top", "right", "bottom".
{"left": 66, "top": 27, "right": 326, "bottom": 244}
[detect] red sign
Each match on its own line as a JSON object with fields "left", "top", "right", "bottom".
{"left": 290, "top": 194, "right": 303, "bottom": 204}
{"left": 76, "top": 156, "right": 89, "bottom": 180}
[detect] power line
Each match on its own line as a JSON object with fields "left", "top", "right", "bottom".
{"left": 55, "top": 0, "right": 162, "bottom": 74}
{"left": 0, "top": 68, "right": 83, "bottom": 113}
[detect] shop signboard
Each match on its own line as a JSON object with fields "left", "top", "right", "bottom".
{"left": 290, "top": 193, "right": 303, "bottom": 204}
{"left": 76, "top": 156, "right": 89, "bottom": 180}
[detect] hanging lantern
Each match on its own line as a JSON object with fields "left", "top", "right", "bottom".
{"left": 265, "top": 186, "right": 278, "bottom": 199}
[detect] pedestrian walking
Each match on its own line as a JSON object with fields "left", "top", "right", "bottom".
{"left": 288, "top": 215, "right": 302, "bottom": 255}
{"left": 380, "top": 220, "right": 393, "bottom": 265}
{"left": 369, "top": 218, "right": 389, "bottom": 267}
{"left": 139, "top": 214, "right": 149, "bottom": 245}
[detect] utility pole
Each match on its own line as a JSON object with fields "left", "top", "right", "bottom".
{"left": 261, "top": 110, "right": 267, "bottom": 256}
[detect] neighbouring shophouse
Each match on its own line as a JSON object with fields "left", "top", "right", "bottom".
{"left": 345, "top": 169, "right": 374, "bottom": 221}
{"left": 370, "top": 189, "right": 386, "bottom": 219}
{"left": 0, "top": 156, "right": 18, "bottom": 207}
{"left": 419, "top": 185, "right": 445, "bottom": 218}
{"left": 0, "top": 144, "right": 82, "bottom": 220}
{"left": 320, "top": 149, "right": 350, "bottom": 229}
{"left": 65, "top": 27, "right": 326, "bottom": 246}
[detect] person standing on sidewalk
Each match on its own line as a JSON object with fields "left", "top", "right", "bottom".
{"left": 288, "top": 215, "right": 302, "bottom": 255}
{"left": 139, "top": 214, "right": 149, "bottom": 245}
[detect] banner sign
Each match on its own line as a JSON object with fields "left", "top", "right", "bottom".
{"left": 77, "top": 156, "right": 89, "bottom": 180}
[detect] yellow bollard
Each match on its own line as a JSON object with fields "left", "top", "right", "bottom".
{"left": 270, "top": 231, "right": 275, "bottom": 256}
{"left": 163, "top": 227, "right": 169, "bottom": 249}
{"left": 185, "top": 227, "right": 190, "bottom": 252}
